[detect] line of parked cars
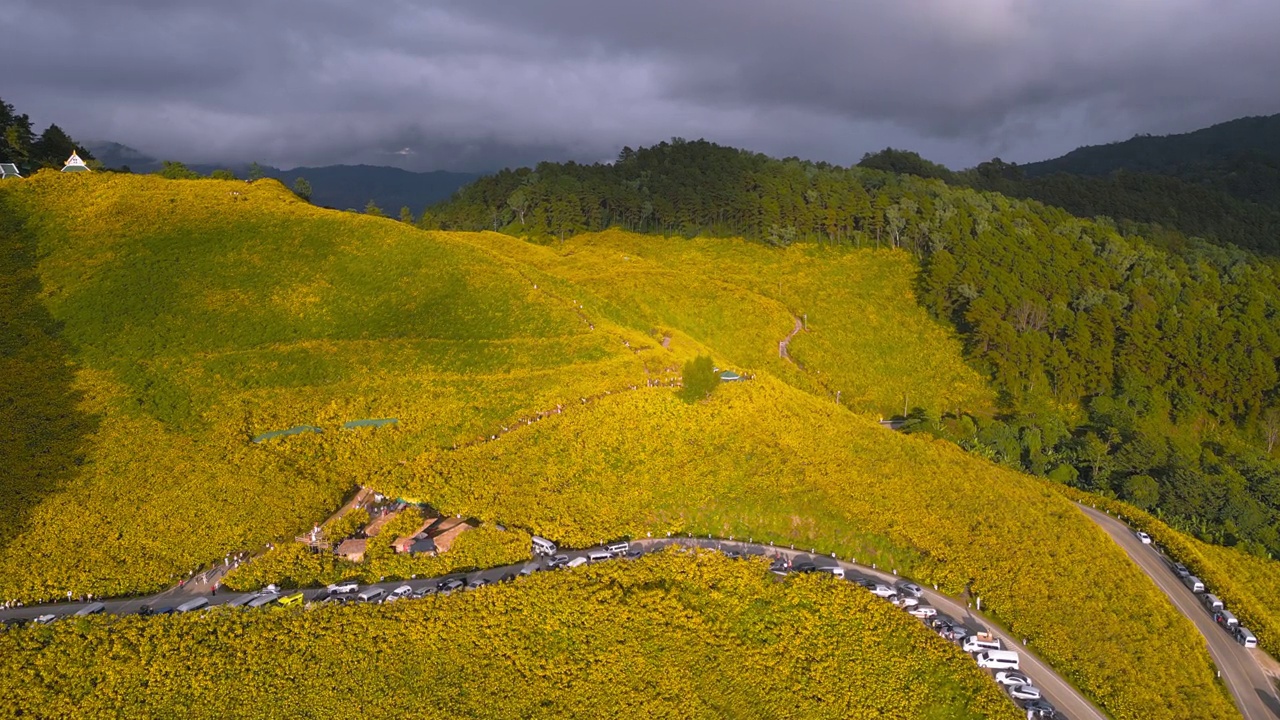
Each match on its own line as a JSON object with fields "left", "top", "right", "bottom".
{"left": 764, "top": 554, "right": 1055, "bottom": 717}
{"left": 1165, "top": 552, "right": 1258, "bottom": 649}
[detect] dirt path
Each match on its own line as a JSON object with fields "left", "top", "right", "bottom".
{"left": 779, "top": 316, "right": 803, "bottom": 361}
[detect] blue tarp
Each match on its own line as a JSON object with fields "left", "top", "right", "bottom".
{"left": 252, "top": 425, "right": 323, "bottom": 443}
{"left": 342, "top": 418, "right": 399, "bottom": 430}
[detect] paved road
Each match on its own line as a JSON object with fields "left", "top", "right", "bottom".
{"left": 1077, "top": 503, "right": 1280, "bottom": 720}
{"left": 2, "top": 537, "right": 1101, "bottom": 718}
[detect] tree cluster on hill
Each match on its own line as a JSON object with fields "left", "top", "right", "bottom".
{"left": 0, "top": 97, "right": 96, "bottom": 172}
{"left": 429, "top": 138, "right": 1280, "bottom": 556}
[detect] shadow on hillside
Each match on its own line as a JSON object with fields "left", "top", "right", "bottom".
{"left": 0, "top": 192, "right": 99, "bottom": 556}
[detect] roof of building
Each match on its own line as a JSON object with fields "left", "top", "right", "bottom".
{"left": 335, "top": 538, "right": 367, "bottom": 557}
{"left": 719, "top": 370, "right": 743, "bottom": 381}
{"left": 409, "top": 537, "right": 438, "bottom": 554}
{"left": 0, "top": 163, "right": 20, "bottom": 178}
{"left": 61, "top": 152, "right": 90, "bottom": 172}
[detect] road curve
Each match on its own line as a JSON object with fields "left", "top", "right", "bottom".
{"left": 1076, "top": 503, "right": 1280, "bottom": 720}
{"left": 2, "top": 536, "right": 1106, "bottom": 719}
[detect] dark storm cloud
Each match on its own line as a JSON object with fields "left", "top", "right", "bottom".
{"left": 3, "top": 1, "right": 1279, "bottom": 170}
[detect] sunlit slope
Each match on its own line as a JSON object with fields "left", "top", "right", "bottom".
{"left": 460, "top": 229, "right": 992, "bottom": 416}
{"left": 0, "top": 552, "right": 1018, "bottom": 720}
{"left": 389, "top": 378, "right": 1234, "bottom": 720}
{"left": 0, "top": 173, "right": 653, "bottom": 601}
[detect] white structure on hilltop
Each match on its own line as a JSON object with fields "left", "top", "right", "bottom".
{"left": 61, "top": 152, "right": 90, "bottom": 173}
{"left": 0, "top": 163, "right": 21, "bottom": 179}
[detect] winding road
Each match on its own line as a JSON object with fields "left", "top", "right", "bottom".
{"left": 1077, "top": 503, "right": 1280, "bottom": 720}
{"left": 1, "top": 536, "right": 1101, "bottom": 719}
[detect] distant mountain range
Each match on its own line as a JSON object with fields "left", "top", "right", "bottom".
{"left": 85, "top": 141, "right": 477, "bottom": 213}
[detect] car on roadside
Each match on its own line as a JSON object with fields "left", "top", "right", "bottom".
{"left": 465, "top": 577, "right": 489, "bottom": 590}
{"left": 497, "top": 572, "right": 517, "bottom": 584}
{"left": 566, "top": 556, "right": 589, "bottom": 569}
{"left": 941, "top": 625, "right": 970, "bottom": 641}
{"left": 890, "top": 595, "right": 920, "bottom": 608}
{"left": 438, "top": 579, "right": 465, "bottom": 593}
{"left": 605, "top": 540, "right": 630, "bottom": 556}
{"left": 1021, "top": 698, "right": 1056, "bottom": 717}
{"left": 625, "top": 548, "right": 645, "bottom": 559}
{"left": 1235, "top": 626, "right": 1258, "bottom": 648}
{"left": 792, "top": 561, "right": 817, "bottom": 573}
{"left": 868, "top": 584, "right": 897, "bottom": 599}
{"left": 175, "top": 597, "right": 210, "bottom": 613}
{"left": 817, "top": 566, "right": 844, "bottom": 579}
{"left": 722, "top": 550, "right": 742, "bottom": 560}
{"left": 1170, "top": 562, "right": 1190, "bottom": 578}
{"left": 907, "top": 605, "right": 937, "bottom": 618}
{"left": 896, "top": 581, "right": 924, "bottom": 598}
{"left": 1008, "top": 684, "right": 1041, "bottom": 701}
{"left": 1135, "top": 531, "right": 1152, "bottom": 544}
{"left": 545, "top": 554, "right": 570, "bottom": 569}
{"left": 587, "top": 550, "right": 613, "bottom": 563}
{"left": 386, "top": 585, "right": 413, "bottom": 602}
{"left": 152, "top": 606, "right": 176, "bottom": 616}
{"left": 327, "top": 581, "right": 359, "bottom": 596}
{"left": 33, "top": 614, "right": 57, "bottom": 625}
{"left": 411, "top": 586, "right": 437, "bottom": 600}
{"left": 769, "top": 559, "right": 790, "bottom": 575}
{"left": 246, "top": 594, "right": 279, "bottom": 609}
{"left": 75, "top": 602, "right": 106, "bottom": 617}
{"left": 1214, "top": 610, "right": 1239, "bottom": 629}
{"left": 994, "top": 671, "right": 1031, "bottom": 687}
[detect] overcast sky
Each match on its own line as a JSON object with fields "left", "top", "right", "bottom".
{"left": 4, "top": 0, "right": 1279, "bottom": 172}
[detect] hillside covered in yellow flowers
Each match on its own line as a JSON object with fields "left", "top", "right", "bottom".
{"left": 0, "top": 172, "right": 1246, "bottom": 718}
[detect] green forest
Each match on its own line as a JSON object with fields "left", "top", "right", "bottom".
{"left": 429, "top": 138, "right": 1280, "bottom": 556}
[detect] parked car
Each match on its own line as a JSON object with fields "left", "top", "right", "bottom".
{"left": 1008, "top": 684, "right": 1041, "bottom": 701}
{"left": 975, "top": 650, "right": 1020, "bottom": 670}
{"left": 75, "top": 602, "right": 106, "bottom": 617}
{"left": 1200, "top": 593, "right": 1224, "bottom": 612}
{"left": 929, "top": 616, "right": 954, "bottom": 630}
{"left": 587, "top": 550, "right": 613, "bottom": 563}
{"left": 891, "top": 595, "right": 920, "bottom": 608}
{"left": 605, "top": 540, "right": 630, "bottom": 555}
{"left": 907, "top": 605, "right": 937, "bottom": 618}
{"left": 1171, "top": 562, "right": 1190, "bottom": 578}
{"left": 387, "top": 585, "right": 413, "bottom": 601}
{"left": 246, "top": 594, "right": 278, "bottom": 609}
{"left": 545, "top": 554, "right": 570, "bottom": 569}
{"left": 722, "top": 550, "right": 743, "bottom": 560}
{"left": 226, "top": 594, "right": 258, "bottom": 608}
{"left": 1235, "top": 626, "right": 1259, "bottom": 648}
{"left": 942, "top": 625, "right": 970, "bottom": 641}
{"left": 994, "top": 671, "right": 1031, "bottom": 687}
{"left": 438, "top": 579, "right": 465, "bottom": 593}
{"left": 792, "top": 561, "right": 817, "bottom": 573}
{"left": 497, "top": 572, "right": 517, "bottom": 584}
{"left": 175, "top": 598, "right": 210, "bottom": 613}
{"left": 411, "top": 586, "right": 437, "bottom": 600}
{"left": 625, "top": 548, "right": 645, "bottom": 559}
{"left": 152, "top": 606, "right": 176, "bottom": 615}
{"left": 566, "top": 556, "right": 589, "bottom": 568}
{"left": 327, "top": 581, "right": 359, "bottom": 595}
{"left": 33, "top": 614, "right": 57, "bottom": 625}
{"left": 1135, "top": 531, "right": 1152, "bottom": 544}
{"left": 896, "top": 581, "right": 925, "bottom": 598}
{"left": 769, "top": 559, "right": 791, "bottom": 575}
{"left": 817, "top": 566, "right": 845, "bottom": 579}
{"left": 963, "top": 633, "right": 1002, "bottom": 654}
{"left": 1182, "top": 575, "right": 1205, "bottom": 593}
{"left": 531, "top": 536, "right": 557, "bottom": 556}
{"left": 1214, "top": 610, "right": 1239, "bottom": 629}
{"left": 868, "top": 584, "right": 897, "bottom": 599}
{"left": 1021, "top": 699, "right": 1057, "bottom": 717}
{"left": 357, "top": 587, "right": 385, "bottom": 603}
{"left": 466, "top": 577, "right": 489, "bottom": 590}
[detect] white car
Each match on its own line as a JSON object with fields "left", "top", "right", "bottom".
{"left": 327, "top": 581, "right": 359, "bottom": 595}
{"left": 1135, "top": 531, "right": 1152, "bottom": 545}
{"left": 1009, "top": 685, "right": 1042, "bottom": 701}
{"left": 891, "top": 595, "right": 920, "bottom": 608}
{"left": 33, "top": 614, "right": 57, "bottom": 625}
{"left": 386, "top": 585, "right": 413, "bottom": 602}
{"left": 995, "top": 671, "right": 1031, "bottom": 687}
{"left": 907, "top": 605, "right": 937, "bottom": 618}
{"left": 868, "top": 584, "right": 897, "bottom": 599}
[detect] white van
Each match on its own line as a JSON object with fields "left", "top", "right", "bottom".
{"left": 176, "top": 598, "right": 209, "bottom": 613}
{"left": 817, "top": 566, "right": 845, "bottom": 579}
{"left": 1183, "top": 575, "right": 1205, "bottom": 593}
{"left": 566, "top": 556, "right": 589, "bottom": 569}
{"left": 975, "top": 650, "right": 1020, "bottom": 670}
{"left": 587, "top": 550, "right": 613, "bottom": 563}
{"left": 1215, "top": 610, "right": 1239, "bottom": 628}
{"left": 605, "top": 540, "right": 630, "bottom": 555}
{"left": 247, "top": 593, "right": 279, "bottom": 608}
{"left": 531, "top": 536, "right": 557, "bottom": 556}
{"left": 358, "top": 587, "right": 385, "bottom": 603}
{"left": 1201, "top": 593, "right": 1224, "bottom": 612}
{"left": 963, "top": 633, "right": 1002, "bottom": 654}
{"left": 869, "top": 584, "right": 897, "bottom": 599}
{"left": 1236, "top": 627, "right": 1258, "bottom": 648}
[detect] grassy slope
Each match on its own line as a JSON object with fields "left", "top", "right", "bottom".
{"left": 391, "top": 376, "right": 1234, "bottom": 719}
{"left": 462, "top": 229, "right": 993, "bottom": 417}
{"left": 0, "top": 551, "right": 1018, "bottom": 720}
{"left": 0, "top": 173, "right": 653, "bottom": 600}
{"left": 0, "top": 175, "right": 1241, "bottom": 718}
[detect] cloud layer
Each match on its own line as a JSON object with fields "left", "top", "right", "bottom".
{"left": 4, "top": 0, "right": 1279, "bottom": 171}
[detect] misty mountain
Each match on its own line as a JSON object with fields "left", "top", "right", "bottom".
{"left": 84, "top": 141, "right": 477, "bottom": 214}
